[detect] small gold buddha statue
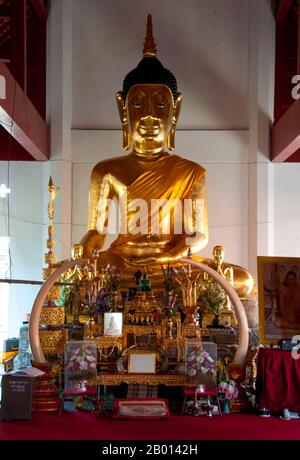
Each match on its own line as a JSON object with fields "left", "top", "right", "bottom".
{"left": 63, "top": 244, "right": 86, "bottom": 322}
{"left": 65, "top": 244, "right": 85, "bottom": 282}
{"left": 79, "top": 15, "right": 253, "bottom": 298}
{"left": 212, "top": 246, "right": 233, "bottom": 283}
{"left": 71, "top": 244, "right": 83, "bottom": 260}
{"left": 212, "top": 245, "right": 233, "bottom": 311}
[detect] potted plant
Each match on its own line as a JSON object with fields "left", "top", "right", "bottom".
{"left": 200, "top": 281, "right": 225, "bottom": 327}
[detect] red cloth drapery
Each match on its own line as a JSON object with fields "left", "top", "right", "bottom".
{"left": 257, "top": 348, "right": 300, "bottom": 414}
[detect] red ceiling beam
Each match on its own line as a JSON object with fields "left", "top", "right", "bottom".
{"left": 10, "top": 0, "right": 27, "bottom": 93}
{"left": 276, "top": 0, "right": 294, "bottom": 23}
{"left": 0, "top": 60, "right": 48, "bottom": 160}
{"left": 272, "top": 99, "right": 300, "bottom": 162}
{"left": 30, "top": 0, "right": 47, "bottom": 21}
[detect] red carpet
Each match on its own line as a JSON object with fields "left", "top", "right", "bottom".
{"left": 1, "top": 412, "right": 300, "bottom": 440}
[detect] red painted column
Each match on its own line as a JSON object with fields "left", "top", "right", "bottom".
{"left": 276, "top": 0, "right": 294, "bottom": 23}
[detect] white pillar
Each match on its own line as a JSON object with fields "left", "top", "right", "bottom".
{"left": 248, "top": 0, "right": 275, "bottom": 279}
{"left": 45, "top": 0, "right": 73, "bottom": 261}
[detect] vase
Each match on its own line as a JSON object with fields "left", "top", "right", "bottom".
{"left": 223, "top": 401, "right": 230, "bottom": 414}
{"left": 112, "top": 290, "right": 122, "bottom": 310}
{"left": 167, "top": 318, "right": 173, "bottom": 338}
{"left": 196, "top": 384, "right": 205, "bottom": 393}
{"left": 75, "top": 379, "right": 87, "bottom": 392}
{"left": 182, "top": 306, "right": 197, "bottom": 326}
{"left": 69, "top": 321, "right": 85, "bottom": 340}
{"left": 87, "top": 317, "right": 95, "bottom": 338}
{"left": 212, "top": 314, "right": 220, "bottom": 326}
{"left": 207, "top": 314, "right": 225, "bottom": 329}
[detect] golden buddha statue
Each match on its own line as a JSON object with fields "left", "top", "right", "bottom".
{"left": 81, "top": 15, "right": 207, "bottom": 263}
{"left": 80, "top": 15, "right": 253, "bottom": 298}
{"left": 65, "top": 244, "right": 85, "bottom": 281}
{"left": 211, "top": 245, "right": 233, "bottom": 311}
{"left": 212, "top": 246, "right": 234, "bottom": 283}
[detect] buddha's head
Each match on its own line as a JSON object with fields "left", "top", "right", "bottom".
{"left": 116, "top": 15, "right": 182, "bottom": 156}
{"left": 213, "top": 245, "right": 225, "bottom": 265}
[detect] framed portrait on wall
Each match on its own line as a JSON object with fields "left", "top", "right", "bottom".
{"left": 257, "top": 256, "right": 300, "bottom": 344}
{"left": 103, "top": 312, "right": 123, "bottom": 336}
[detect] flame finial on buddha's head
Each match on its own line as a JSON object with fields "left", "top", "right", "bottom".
{"left": 143, "top": 14, "right": 157, "bottom": 57}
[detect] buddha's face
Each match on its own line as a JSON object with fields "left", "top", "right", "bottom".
{"left": 213, "top": 246, "right": 224, "bottom": 263}
{"left": 72, "top": 244, "right": 83, "bottom": 260}
{"left": 126, "top": 84, "right": 174, "bottom": 155}
{"left": 117, "top": 84, "right": 181, "bottom": 156}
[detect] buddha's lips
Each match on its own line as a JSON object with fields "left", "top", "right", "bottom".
{"left": 138, "top": 121, "right": 160, "bottom": 136}
{"left": 138, "top": 128, "right": 160, "bottom": 137}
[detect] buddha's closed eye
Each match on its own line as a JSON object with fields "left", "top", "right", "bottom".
{"left": 131, "top": 101, "right": 143, "bottom": 108}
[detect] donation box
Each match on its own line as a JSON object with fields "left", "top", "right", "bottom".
{"left": 1, "top": 374, "right": 35, "bottom": 420}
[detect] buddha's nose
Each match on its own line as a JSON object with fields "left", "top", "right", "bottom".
{"left": 139, "top": 116, "right": 160, "bottom": 130}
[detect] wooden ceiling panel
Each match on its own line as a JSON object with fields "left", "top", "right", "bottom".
{"left": 272, "top": 0, "right": 300, "bottom": 162}
{"left": 0, "top": 0, "right": 48, "bottom": 161}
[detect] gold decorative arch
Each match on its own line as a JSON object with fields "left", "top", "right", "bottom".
{"left": 29, "top": 259, "right": 89, "bottom": 363}
{"left": 180, "top": 258, "right": 249, "bottom": 366}
{"left": 29, "top": 258, "right": 249, "bottom": 366}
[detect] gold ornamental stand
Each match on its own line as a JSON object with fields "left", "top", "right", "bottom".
{"left": 32, "top": 177, "right": 62, "bottom": 413}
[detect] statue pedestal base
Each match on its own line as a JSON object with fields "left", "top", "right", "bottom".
{"left": 230, "top": 387, "right": 248, "bottom": 413}
{"left": 31, "top": 361, "right": 60, "bottom": 413}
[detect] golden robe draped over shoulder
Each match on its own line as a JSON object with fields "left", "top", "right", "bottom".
{"left": 108, "top": 154, "right": 208, "bottom": 259}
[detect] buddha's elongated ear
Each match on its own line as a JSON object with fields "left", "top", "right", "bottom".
{"left": 168, "top": 92, "right": 182, "bottom": 150}
{"left": 116, "top": 91, "right": 131, "bottom": 151}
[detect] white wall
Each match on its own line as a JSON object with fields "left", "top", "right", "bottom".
{"left": 0, "top": 162, "right": 45, "bottom": 337}
{"left": 272, "top": 164, "right": 300, "bottom": 256}
{"left": 72, "top": 0, "right": 249, "bottom": 130}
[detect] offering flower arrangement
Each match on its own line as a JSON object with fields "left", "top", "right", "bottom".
{"left": 200, "top": 280, "right": 225, "bottom": 316}
{"left": 186, "top": 345, "right": 216, "bottom": 385}
{"left": 66, "top": 344, "right": 97, "bottom": 381}
{"left": 161, "top": 263, "right": 177, "bottom": 293}
{"left": 217, "top": 357, "right": 239, "bottom": 406}
{"left": 158, "top": 291, "right": 178, "bottom": 319}
{"left": 84, "top": 264, "right": 124, "bottom": 315}
{"left": 217, "top": 380, "right": 238, "bottom": 405}
{"left": 106, "top": 264, "right": 124, "bottom": 292}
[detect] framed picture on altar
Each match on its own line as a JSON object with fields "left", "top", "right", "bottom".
{"left": 258, "top": 256, "right": 300, "bottom": 344}
{"left": 184, "top": 340, "right": 217, "bottom": 389}
{"left": 104, "top": 312, "right": 123, "bottom": 336}
{"left": 128, "top": 351, "right": 156, "bottom": 374}
{"left": 64, "top": 340, "right": 97, "bottom": 390}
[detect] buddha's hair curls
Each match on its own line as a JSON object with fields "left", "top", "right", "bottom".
{"left": 123, "top": 57, "right": 177, "bottom": 102}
